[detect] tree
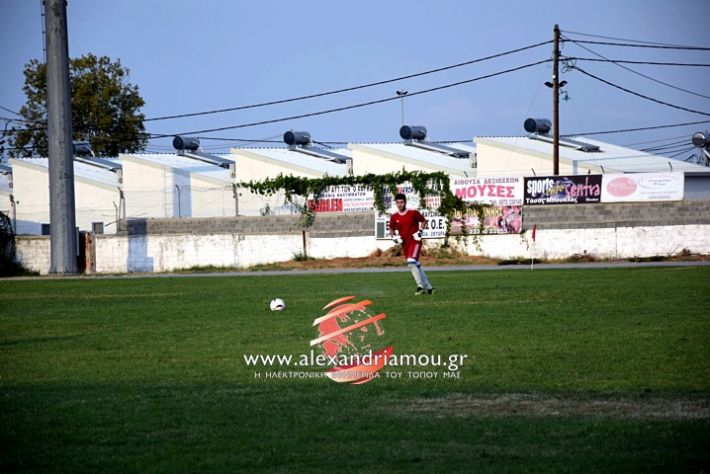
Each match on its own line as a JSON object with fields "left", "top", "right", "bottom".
{"left": 9, "top": 53, "right": 147, "bottom": 157}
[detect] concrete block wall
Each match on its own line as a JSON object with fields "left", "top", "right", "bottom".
{"left": 12, "top": 202, "right": 710, "bottom": 275}
{"left": 94, "top": 233, "right": 388, "bottom": 273}
{"left": 522, "top": 200, "right": 710, "bottom": 230}
{"left": 14, "top": 236, "right": 51, "bottom": 275}
{"left": 117, "top": 211, "right": 374, "bottom": 237}
{"left": 455, "top": 224, "right": 710, "bottom": 260}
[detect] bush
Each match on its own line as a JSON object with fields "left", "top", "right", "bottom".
{"left": 0, "top": 211, "right": 36, "bottom": 277}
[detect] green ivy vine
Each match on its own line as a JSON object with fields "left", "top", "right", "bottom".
{"left": 238, "top": 170, "right": 488, "bottom": 242}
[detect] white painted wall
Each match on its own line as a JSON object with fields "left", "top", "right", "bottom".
{"left": 122, "top": 156, "right": 173, "bottom": 219}
{"left": 14, "top": 236, "right": 51, "bottom": 275}
{"left": 13, "top": 224, "right": 705, "bottom": 275}
{"left": 231, "top": 151, "right": 325, "bottom": 181}
{"left": 10, "top": 162, "right": 48, "bottom": 235}
{"left": 0, "top": 190, "right": 11, "bottom": 216}
{"left": 475, "top": 142, "right": 579, "bottom": 176}
{"left": 455, "top": 224, "right": 710, "bottom": 260}
{"left": 122, "top": 156, "right": 241, "bottom": 219}
{"left": 10, "top": 160, "right": 120, "bottom": 235}
{"left": 93, "top": 233, "right": 390, "bottom": 273}
{"left": 349, "top": 146, "right": 466, "bottom": 176}
{"left": 0, "top": 174, "right": 11, "bottom": 217}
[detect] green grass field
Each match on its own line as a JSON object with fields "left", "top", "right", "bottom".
{"left": 1, "top": 266, "right": 709, "bottom": 473}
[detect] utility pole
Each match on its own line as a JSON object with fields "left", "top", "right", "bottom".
{"left": 552, "top": 24, "right": 560, "bottom": 176}
{"left": 45, "top": 0, "right": 78, "bottom": 274}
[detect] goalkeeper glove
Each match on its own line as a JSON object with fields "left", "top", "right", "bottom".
{"left": 392, "top": 231, "right": 403, "bottom": 245}
{"left": 412, "top": 230, "right": 423, "bottom": 241}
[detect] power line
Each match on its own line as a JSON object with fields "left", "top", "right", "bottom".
{"left": 562, "top": 119, "right": 710, "bottom": 137}
{"left": 668, "top": 147, "right": 696, "bottom": 159}
{"left": 572, "top": 66, "right": 710, "bottom": 117}
{"left": 566, "top": 39, "right": 710, "bottom": 51}
{"left": 623, "top": 133, "right": 695, "bottom": 147}
{"left": 143, "top": 40, "right": 553, "bottom": 122}
{"left": 561, "top": 30, "right": 708, "bottom": 49}
{"left": 564, "top": 38, "right": 710, "bottom": 100}
{"left": 0, "top": 116, "right": 41, "bottom": 125}
{"left": 145, "top": 133, "right": 284, "bottom": 143}
{"left": 153, "top": 59, "right": 551, "bottom": 136}
{"left": 564, "top": 57, "right": 710, "bottom": 68}
{"left": 642, "top": 144, "right": 696, "bottom": 154}
{"left": 641, "top": 139, "right": 692, "bottom": 152}
{"left": 0, "top": 105, "right": 22, "bottom": 117}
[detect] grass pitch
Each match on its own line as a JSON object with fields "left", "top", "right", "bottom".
{"left": 1, "top": 266, "right": 709, "bottom": 473}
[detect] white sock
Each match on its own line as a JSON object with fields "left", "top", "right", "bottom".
{"left": 408, "top": 261, "right": 424, "bottom": 287}
{"left": 418, "top": 266, "right": 432, "bottom": 290}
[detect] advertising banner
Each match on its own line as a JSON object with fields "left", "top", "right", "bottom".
{"left": 307, "top": 185, "right": 374, "bottom": 213}
{"left": 601, "top": 172, "right": 684, "bottom": 202}
{"left": 524, "top": 175, "right": 602, "bottom": 205}
{"left": 449, "top": 176, "right": 523, "bottom": 234}
{"left": 375, "top": 183, "right": 446, "bottom": 239}
{"left": 449, "top": 205, "right": 522, "bottom": 235}
{"left": 451, "top": 176, "right": 523, "bottom": 206}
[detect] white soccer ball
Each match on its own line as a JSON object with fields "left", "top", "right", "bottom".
{"left": 270, "top": 298, "right": 285, "bottom": 311}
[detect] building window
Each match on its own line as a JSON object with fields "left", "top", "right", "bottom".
{"left": 41, "top": 223, "right": 50, "bottom": 235}
{"left": 92, "top": 222, "right": 104, "bottom": 234}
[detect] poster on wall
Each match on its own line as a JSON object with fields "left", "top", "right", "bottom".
{"left": 449, "top": 205, "right": 522, "bottom": 235}
{"left": 375, "top": 182, "right": 446, "bottom": 239}
{"left": 449, "top": 176, "right": 523, "bottom": 234}
{"left": 601, "top": 172, "right": 684, "bottom": 202}
{"left": 524, "top": 175, "right": 602, "bottom": 205}
{"left": 307, "top": 185, "right": 374, "bottom": 212}
{"left": 451, "top": 176, "right": 523, "bottom": 206}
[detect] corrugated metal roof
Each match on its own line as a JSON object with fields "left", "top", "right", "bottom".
{"left": 476, "top": 136, "right": 707, "bottom": 173}
{"left": 232, "top": 147, "right": 350, "bottom": 175}
{"left": 349, "top": 142, "right": 474, "bottom": 174}
{"left": 9, "top": 158, "right": 121, "bottom": 188}
{"left": 122, "top": 153, "right": 234, "bottom": 182}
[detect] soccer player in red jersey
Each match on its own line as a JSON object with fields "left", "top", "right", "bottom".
{"left": 389, "top": 193, "right": 434, "bottom": 295}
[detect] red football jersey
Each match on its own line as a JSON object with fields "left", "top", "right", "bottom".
{"left": 389, "top": 209, "right": 425, "bottom": 243}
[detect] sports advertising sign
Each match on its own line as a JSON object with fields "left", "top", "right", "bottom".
{"left": 601, "top": 172, "right": 684, "bottom": 203}
{"left": 524, "top": 175, "right": 602, "bottom": 205}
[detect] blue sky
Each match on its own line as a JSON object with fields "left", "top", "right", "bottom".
{"left": 1, "top": 0, "right": 708, "bottom": 156}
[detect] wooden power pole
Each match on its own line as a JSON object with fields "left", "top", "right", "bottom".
{"left": 552, "top": 24, "right": 561, "bottom": 176}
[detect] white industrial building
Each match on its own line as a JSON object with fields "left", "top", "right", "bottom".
{"left": 228, "top": 131, "right": 351, "bottom": 215}
{"left": 0, "top": 165, "right": 12, "bottom": 218}
{"left": 475, "top": 134, "right": 708, "bottom": 176}
{"left": 5, "top": 125, "right": 709, "bottom": 236}
{"left": 229, "top": 147, "right": 350, "bottom": 181}
{"left": 120, "top": 152, "right": 242, "bottom": 219}
{"left": 8, "top": 157, "right": 122, "bottom": 235}
{"left": 348, "top": 126, "right": 475, "bottom": 176}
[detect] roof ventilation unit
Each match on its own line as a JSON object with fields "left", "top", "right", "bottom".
{"left": 283, "top": 130, "right": 350, "bottom": 164}
{"left": 524, "top": 118, "right": 600, "bottom": 153}
{"left": 400, "top": 125, "right": 470, "bottom": 158}
{"left": 172, "top": 135, "right": 234, "bottom": 169}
